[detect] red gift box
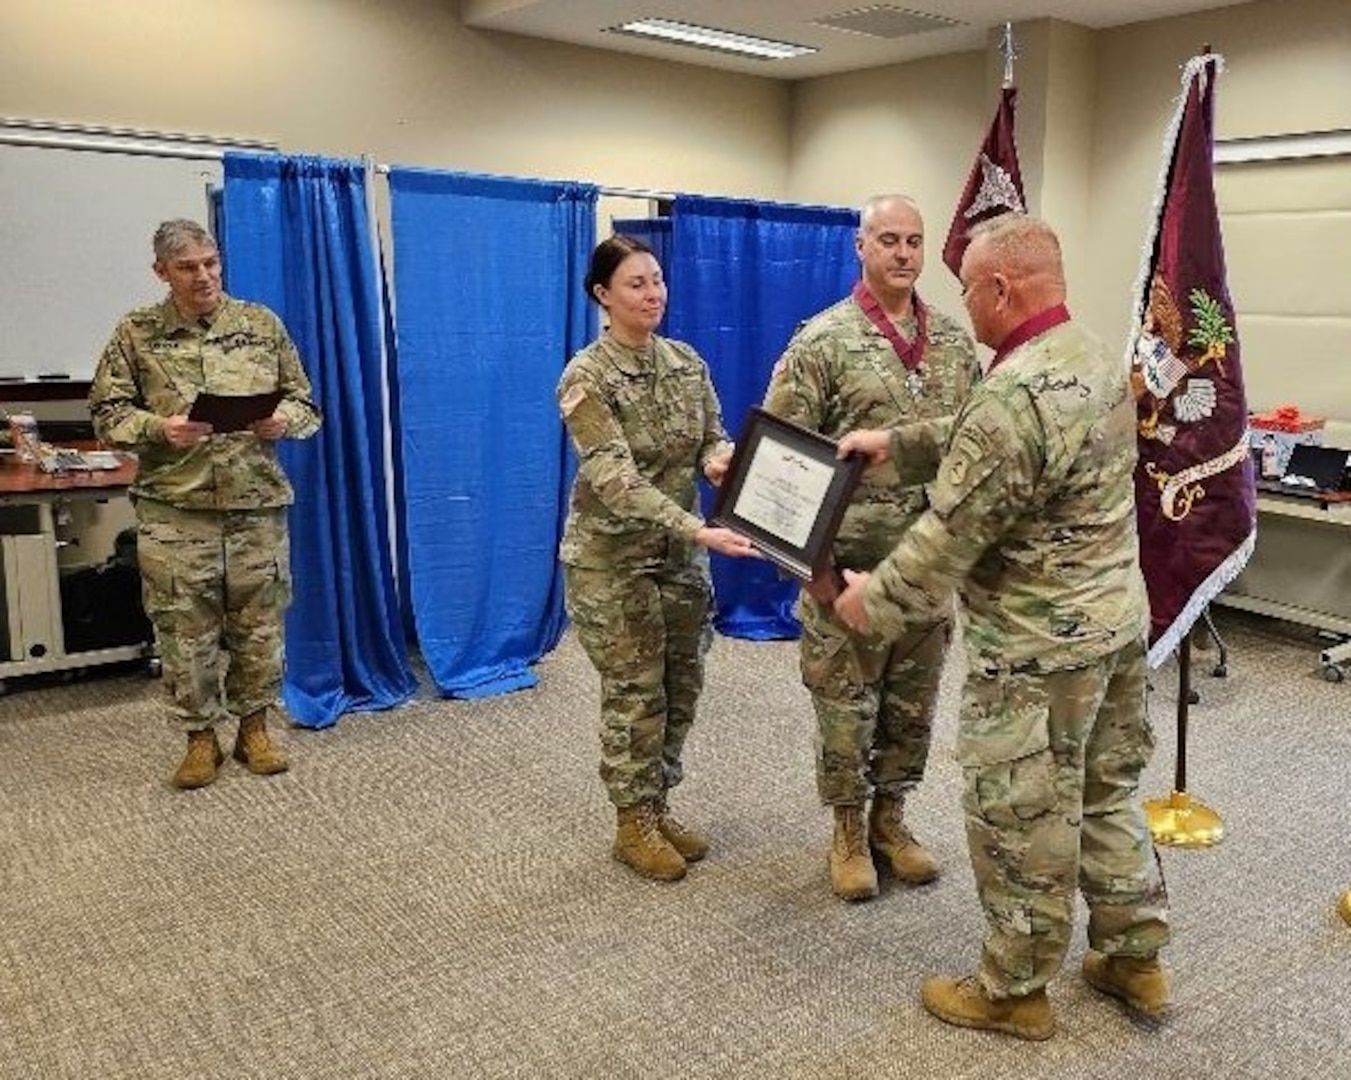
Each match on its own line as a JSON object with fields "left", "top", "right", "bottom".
{"left": 1248, "top": 405, "right": 1325, "bottom": 478}
{"left": 1249, "top": 404, "right": 1325, "bottom": 434}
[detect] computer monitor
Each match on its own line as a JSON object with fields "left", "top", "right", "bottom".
{"left": 1284, "top": 443, "right": 1351, "bottom": 492}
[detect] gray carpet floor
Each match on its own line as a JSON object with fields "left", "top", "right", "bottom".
{"left": 1, "top": 608, "right": 1349, "bottom": 1079}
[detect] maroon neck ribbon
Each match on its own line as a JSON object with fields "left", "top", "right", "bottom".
{"left": 853, "top": 281, "right": 928, "bottom": 371}
{"left": 989, "top": 304, "right": 1071, "bottom": 371}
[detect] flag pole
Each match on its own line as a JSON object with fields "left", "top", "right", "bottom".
{"left": 1000, "top": 22, "right": 1016, "bottom": 88}
{"left": 1140, "top": 43, "right": 1228, "bottom": 849}
{"left": 1145, "top": 635, "right": 1223, "bottom": 846}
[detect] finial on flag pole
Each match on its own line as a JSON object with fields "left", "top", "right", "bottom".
{"left": 1001, "top": 22, "right": 1017, "bottom": 88}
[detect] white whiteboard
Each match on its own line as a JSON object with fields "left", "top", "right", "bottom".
{"left": 0, "top": 141, "right": 220, "bottom": 382}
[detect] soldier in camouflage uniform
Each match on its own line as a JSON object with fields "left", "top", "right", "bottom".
{"left": 763, "top": 195, "right": 979, "bottom": 901}
{"left": 89, "top": 219, "right": 321, "bottom": 790}
{"left": 559, "top": 235, "right": 756, "bottom": 883}
{"left": 835, "top": 215, "right": 1171, "bottom": 1041}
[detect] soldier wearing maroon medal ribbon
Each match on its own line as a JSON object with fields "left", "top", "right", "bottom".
{"left": 834, "top": 214, "right": 1171, "bottom": 1041}
{"left": 761, "top": 194, "right": 979, "bottom": 901}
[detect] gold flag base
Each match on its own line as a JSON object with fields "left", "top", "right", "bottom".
{"left": 1144, "top": 790, "right": 1224, "bottom": 848}
{"left": 1339, "top": 889, "right": 1351, "bottom": 927}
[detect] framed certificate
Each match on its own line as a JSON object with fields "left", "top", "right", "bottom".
{"left": 711, "top": 407, "right": 864, "bottom": 582}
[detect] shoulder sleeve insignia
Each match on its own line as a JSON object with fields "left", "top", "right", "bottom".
{"left": 931, "top": 423, "right": 1005, "bottom": 518}
{"left": 560, "top": 383, "right": 587, "bottom": 417}
{"left": 946, "top": 454, "right": 969, "bottom": 487}
{"left": 559, "top": 381, "right": 620, "bottom": 451}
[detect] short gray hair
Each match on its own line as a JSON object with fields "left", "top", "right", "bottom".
{"left": 858, "top": 194, "right": 921, "bottom": 237}
{"left": 967, "top": 214, "right": 1062, "bottom": 281}
{"left": 153, "top": 219, "right": 217, "bottom": 262}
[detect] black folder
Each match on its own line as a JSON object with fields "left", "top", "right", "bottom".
{"left": 187, "top": 391, "right": 284, "bottom": 434}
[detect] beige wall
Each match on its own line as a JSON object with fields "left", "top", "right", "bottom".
{"left": 790, "top": 0, "right": 1350, "bottom": 424}
{"left": 786, "top": 51, "right": 988, "bottom": 317}
{"left": 1219, "top": 154, "right": 1351, "bottom": 431}
{"left": 2, "top": 0, "right": 1347, "bottom": 419}
{"left": 0, "top": 0, "right": 791, "bottom": 199}
{"left": 1084, "top": 0, "right": 1351, "bottom": 424}
{"left": 1031, "top": 21, "right": 1098, "bottom": 318}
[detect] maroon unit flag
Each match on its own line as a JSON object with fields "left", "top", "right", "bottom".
{"left": 1128, "top": 54, "right": 1256, "bottom": 668}
{"left": 943, "top": 86, "right": 1025, "bottom": 277}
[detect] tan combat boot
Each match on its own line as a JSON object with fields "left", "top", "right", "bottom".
{"left": 870, "top": 794, "right": 939, "bottom": 884}
{"left": 921, "top": 975, "right": 1055, "bottom": 1041}
{"left": 1082, "top": 950, "right": 1172, "bottom": 1017}
{"left": 172, "top": 729, "right": 224, "bottom": 789}
{"left": 614, "top": 803, "right": 687, "bottom": 881}
{"left": 655, "top": 797, "right": 710, "bottom": 862}
{"left": 232, "top": 709, "right": 289, "bottom": 775}
{"left": 829, "top": 805, "right": 878, "bottom": 901}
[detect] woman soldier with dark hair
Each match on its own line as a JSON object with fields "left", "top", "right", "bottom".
{"left": 557, "top": 235, "right": 755, "bottom": 882}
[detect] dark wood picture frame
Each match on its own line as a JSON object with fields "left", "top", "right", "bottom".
{"left": 711, "top": 407, "right": 864, "bottom": 581}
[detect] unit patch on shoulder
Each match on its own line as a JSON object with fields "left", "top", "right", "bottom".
{"left": 930, "top": 425, "right": 1002, "bottom": 517}
{"left": 944, "top": 430, "right": 990, "bottom": 491}
{"left": 559, "top": 383, "right": 617, "bottom": 449}
{"left": 560, "top": 384, "right": 587, "bottom": 416}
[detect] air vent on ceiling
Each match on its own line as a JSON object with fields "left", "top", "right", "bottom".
{"left": 812, "top": 5, "right": 965, "bottom": 39}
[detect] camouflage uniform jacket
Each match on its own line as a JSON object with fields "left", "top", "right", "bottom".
{"left": 863, "top": 319, "right": 1150, "bottom": 674}
{"left": 763, "top": 295, "right": 979, "bottom": 570}
{"left": 558, "top": 335, "right": 731, "bottom": 570}
{"left": 89, "top": 295, "right": 321, "bottom": 510}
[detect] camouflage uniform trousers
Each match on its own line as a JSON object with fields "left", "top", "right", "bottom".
{"left": 799, "top": 592, "right": 950, "bottom": 807}
{"left": 134, "top": 499, "right": 291, "bottom": 733}
{"left": 565, "top": 556, "right": 713, "bottom": 809}
{"left": 960, "top": 637, "right": 1171, "bottom": 999}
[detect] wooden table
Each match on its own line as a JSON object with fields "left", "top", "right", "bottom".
{"left": 0, "top": 448, "right": 154, "bottom": 692}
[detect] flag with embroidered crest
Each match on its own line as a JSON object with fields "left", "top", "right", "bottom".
{"left": 1127, "top": 52, "right": 1256, "bottom": 668}
{"left": 942, "top": 85, "right": 1025, "bottom": 277}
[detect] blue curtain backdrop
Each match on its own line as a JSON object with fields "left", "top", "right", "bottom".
{"left": 387, "top": 169, "right": 597, "bottom": 698}
{"left": 666, "top": 195, "right": 859, "bottom": 639}
{"left": 220, "top": 153, "right": 417, "bottom": 728}
{"left": 612, "top": 217, "right": 671, "bottom": 281}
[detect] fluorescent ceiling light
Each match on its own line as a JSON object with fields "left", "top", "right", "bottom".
{"left": 607, "top": 18, "right": 817, "bottom": 61}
